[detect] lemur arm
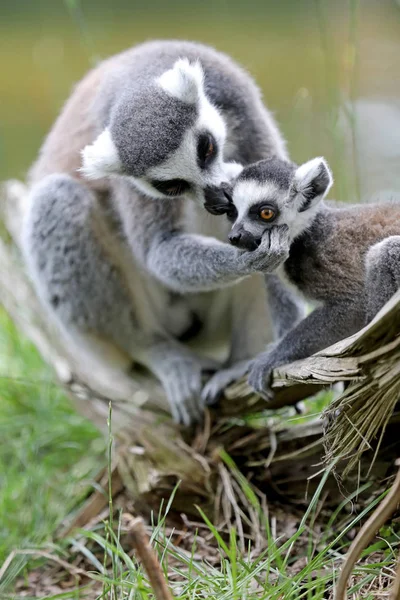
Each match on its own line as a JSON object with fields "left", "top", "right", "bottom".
{"left": 145, "top": 227, "right": 291, "bottom": 293}
{"left": 248, "top": 299, "right": 364, "bottom": 398}
{"left": 264, "top": 273, "right": 306, "bottom": 339}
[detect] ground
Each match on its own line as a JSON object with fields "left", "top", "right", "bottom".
{"left": 0, "top": 308, "right": 399, "bottom": 599}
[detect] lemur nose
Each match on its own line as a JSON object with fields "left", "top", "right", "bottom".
{"left": 229, "top": 232, "right": 242, "bottom": 246}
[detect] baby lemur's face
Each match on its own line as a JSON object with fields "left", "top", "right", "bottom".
{"left": 205, "top": 157, "right": 333, "bottom": 251}
{"left": 81, "top": 59, "right": 242, "bottom": 203}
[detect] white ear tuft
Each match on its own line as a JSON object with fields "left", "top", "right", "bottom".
{"left": 157, "top": 58, "right": 204, "bottom": 104}
{"left": 293, "top": 157, "right": 333, "bottom": 212}
{"left": 80, "top": 129, "right": 122, "bottom": 180}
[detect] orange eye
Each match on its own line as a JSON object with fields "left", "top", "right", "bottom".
{"left": 259, "top": 207, "right": 275, "bottom": 221}
{"left": 206, "top": 140, "right": 214, "bottom": 158}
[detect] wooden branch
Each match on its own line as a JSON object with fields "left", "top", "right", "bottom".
{"left": 390, "top": 553, "right": 400, "bottom": 600}
{"left": 126, "top": 516, "right": 174, "bottom": 600}
{"left": 335, "top": 459, "right": 400, "bottom": 600}
{"left": 227, "top": 287, "right": 400, "bottom": 411}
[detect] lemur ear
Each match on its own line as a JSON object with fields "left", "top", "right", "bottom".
{"left": 292, "top": 157, "right": 333, "bottom": 213}
{"left": 80, "top": 129, "right": 123, "bottom": 180}
{"left": 157, "top": 58, "right": 204, "bottom": 104}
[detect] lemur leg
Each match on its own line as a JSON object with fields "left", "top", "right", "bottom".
{"left": 23, "top": 174, "right": 212, "bottom": 425}
{"left": 202, "top": 272, "right": 306, "bottom": 405}
{"left": 365, "top": 236, "right": 400, "bottom": 323}
{"left": 248, "top": 300, "right": 364, "bottom": 399}
{"left": 202, "top": 274, "right": 273, "bottom": 405}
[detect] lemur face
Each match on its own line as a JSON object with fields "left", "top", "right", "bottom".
{"left": 81, "top": 59, "right": 242, "bottom": 203}
{"left": 204, "top": 157, "right": 333, "bottom": 251}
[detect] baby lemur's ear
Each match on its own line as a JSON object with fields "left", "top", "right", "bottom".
{"left": 157, "top": 58, "right": 204, "bottom": 104}
{"left": 292, "top": 157, "right": 333, "bottom": 213}
{"left": 80, "top": 129, "right": 123, "bottom": 180}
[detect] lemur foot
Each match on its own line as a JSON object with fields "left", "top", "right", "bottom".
{"left": 149, "top": 341, "right": 220, "bottom": 425}
{"left": 247, "top": 351, "right": 276, "bottom": 400}
{"left": 161, "top": 356, "right": 207, "bottom": 426}
{"left": 201, "top": 359, "right": 250, "bottom": 406}
{"left": 163, "top": 352, "right": 220, "bottom": 426}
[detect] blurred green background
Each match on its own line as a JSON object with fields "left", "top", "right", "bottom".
{"left": 0, "top": 0, "right": 400, "bottom": 575}
{"left": 1, "top": 0, "right": 400, "bottom": 201}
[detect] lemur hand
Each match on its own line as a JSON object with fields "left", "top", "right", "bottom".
{"left": 247, "top": 347, "right": 278, "bottom": 400}
{"left": 201, "top": 359, "right": 251, "bottom": 406}
{"left": 238, "top": 225, "right": 290, "bottom": 275}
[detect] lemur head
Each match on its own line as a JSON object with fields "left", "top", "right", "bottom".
{"left": 81, "top": 58, "right": 241, "bottom": 202}
{"left": 205, "top": 156, "right": 333, "bottom": 250}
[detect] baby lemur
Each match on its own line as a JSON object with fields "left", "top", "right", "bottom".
{"left": 205, "top": 155, "right": 400, "bottom": 400}
{"left": 22, "top": 40, "right": 302, "bottom": 424}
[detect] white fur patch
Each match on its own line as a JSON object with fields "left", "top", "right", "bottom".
{"left": 80, "top": 128, "right": 122, "bottom": 180}
{"left": 223, "top": 161, "right": 244, "bottom": 180}
{"left": 233, "top": 179, "right": 280, "bottom": 219}
{"left": 197, "top": 93, "right": 229, "bottom": 189}
{"left": 284, "top": 199, "right": 322, "bottom": 240}
{"left": 131, "top": 176, "right": 169, "bottom": 200}
{"left": 197, "top": 94, "right": 226, "bottom": 147}
{"left": 294, "top": 157, "right": 333, "bottom": 196}
{"left": 157, "top": 58, "right": 204, "bottom": 104}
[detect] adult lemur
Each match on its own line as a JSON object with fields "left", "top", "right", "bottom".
{"left": 22, "top": 40, "right": 302, "bottom": 424}
{"left": 204, "top": 155, "right": 400, "bottom": 400}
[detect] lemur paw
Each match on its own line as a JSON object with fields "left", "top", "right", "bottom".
{"left": 240, "top": 225, "right": 290, "bottom": 274}
{"left": 161, "top": 355, "right": 215, "bottom": 425}
{"left": 247, "top": 353, "right": 275, "bottom": 400}
{"left": 164, "top": 364, "right": 204, "bottom": 426}
{"left": 201, "top": 359, "right": 250, "bottom": 406}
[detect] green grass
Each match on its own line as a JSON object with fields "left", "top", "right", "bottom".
{"left": 3, "top": 462, "right": 395, "bottom": 600}
{"left": 0, "top": 310, "right": 398, "bottom": 598}
{"left": 0, "top": 309, "right": 104, "bottom": 567}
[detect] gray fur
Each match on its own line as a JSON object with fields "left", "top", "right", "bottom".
{"left": 240, "top": 158, "right": 296, "bottom": 188}
{"left": 23, "top": 41, "right": 300, "bottom": 423}
{"left": 248, "top": 299, "right": 365, "bottom": 397}
{"left": 365, "top": 236, "right": 400, "bottom": 322}
{"left": 264, "top": 273, "right": 306, "bottom": 339}
{"left": 111, "top": 87, "right": 196, "bottom": 177}
{"left": 222, "top": 156, "right": 400, "bottom": 398}
{"left": 200, "top": 226, "right": 292, "bottom": 404}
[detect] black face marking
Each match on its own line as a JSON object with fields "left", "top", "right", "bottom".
{"left": 197, "top": 132, "right": 217, "bottom": 169}
{"left": 248, "top": 201, "right": 279, "bottom": 223}
{"left": 228, "top": 224, "right": 261, "bottom": 251}
{"left": 151, "top": 178, "right": 190, "bottom": 197}
{"left": 226, "top": 205, "right": 238, "bottom": 222}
